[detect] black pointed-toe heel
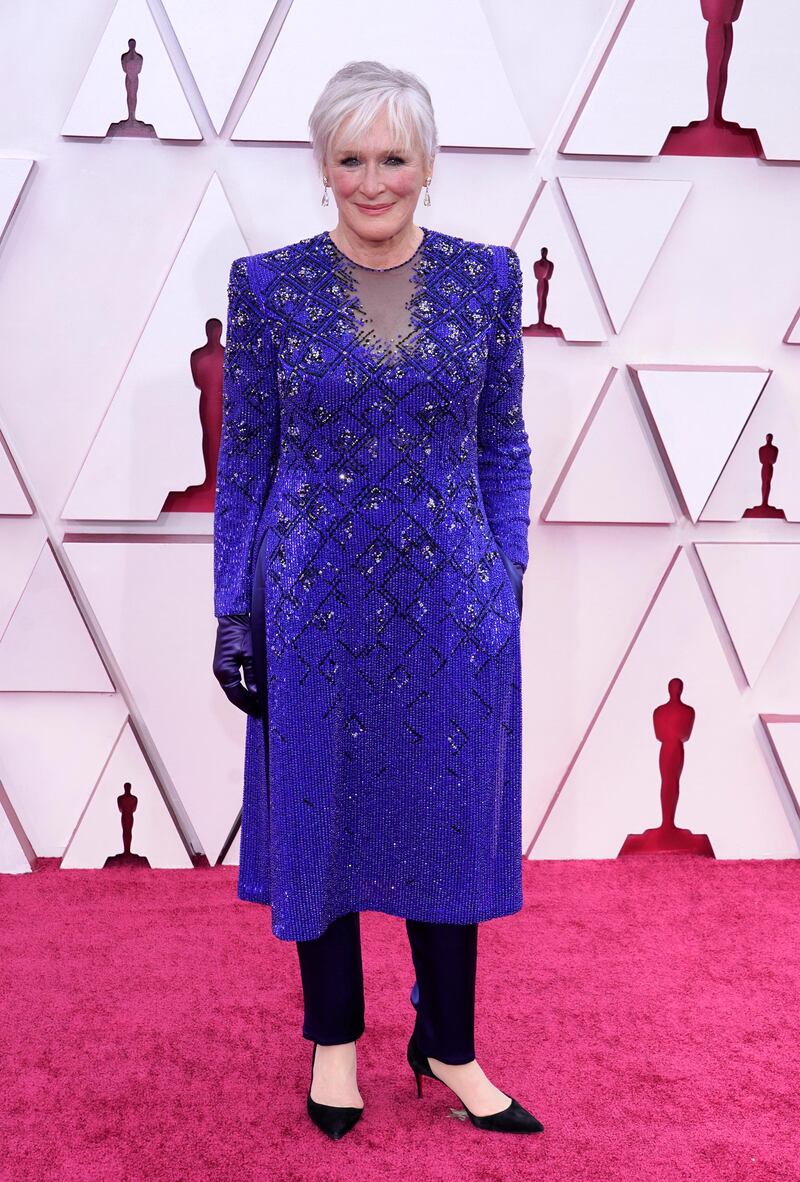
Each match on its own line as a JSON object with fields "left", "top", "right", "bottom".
{"left": 406, "top": 1030, "right": 544, "bottom": 1134}
{"left": 306, "top": 1041, "right": 364, "bottom": 1141}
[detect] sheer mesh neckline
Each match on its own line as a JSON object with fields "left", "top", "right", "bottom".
{"left": 324, "top": 227, "right": 429, "bottom": 272}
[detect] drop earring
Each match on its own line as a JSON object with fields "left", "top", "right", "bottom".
{"left": 423, "top": 176, "right": 432, "bottom": 207}
{"left": 321, "top": 176, "right": 330, "bottom": 207}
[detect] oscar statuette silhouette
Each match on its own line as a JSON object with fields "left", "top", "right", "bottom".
{"left": 742, "top": 432, "right": 786, "bottom": 519}
{"left": 104, "top": 781, "right": 151, "bottom": 867}
{"left": 619, "top": 678, "right": 714, "bottom": 856}
{"left": 524, "top": 248, "right": 564, "bottom": 340}
{"left": 107, "top": 38, "right": 156, "bottom": 138}
{"left": 661, "top": 0, "right": 762, "bottom": 157}
{"left": 162, "top": 317, "right": 225, "bottom": 513}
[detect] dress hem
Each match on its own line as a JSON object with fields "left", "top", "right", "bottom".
{"left": 236, "top": 882, "right": 524, "bottom": 942}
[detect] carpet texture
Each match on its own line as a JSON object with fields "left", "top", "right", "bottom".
{"left": 1, "top": 856, "right": 798, "bottom": 1181}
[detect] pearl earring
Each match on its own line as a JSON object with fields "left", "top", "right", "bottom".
{"left": 423, "top": 176, "right": 432, "bottom": 207}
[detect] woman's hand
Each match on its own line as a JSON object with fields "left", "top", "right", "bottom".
{"left": 212, "top": 613, "right": 262, "bottom": 717}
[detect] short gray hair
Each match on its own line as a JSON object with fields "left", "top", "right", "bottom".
{"left": 308, "top": 60, "right": 438, "bottom": 176}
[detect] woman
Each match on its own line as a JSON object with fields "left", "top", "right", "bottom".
{"left": 212, "top": 60, "right": 540, "bottom": 1140}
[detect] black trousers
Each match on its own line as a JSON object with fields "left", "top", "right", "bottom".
{"left": 295, "top": 910, "right": 479, "bottom": 1065}
{"left": 250, "top": 537, "right": 477, "bottom": 1065}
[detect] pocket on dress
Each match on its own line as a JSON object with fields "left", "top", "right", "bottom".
{"left": 496, "top": 543, "right": 523, "bottom": 618}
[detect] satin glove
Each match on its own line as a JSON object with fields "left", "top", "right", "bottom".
{"left": 497, "top": 548, "right": 525, "bottom": 616}
{"left": 212, "top": 612, "right": 262, "bottom": 717}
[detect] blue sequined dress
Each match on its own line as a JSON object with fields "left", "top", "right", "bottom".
{"left": 213, "top": 226, "right": 532, "bottom": 941}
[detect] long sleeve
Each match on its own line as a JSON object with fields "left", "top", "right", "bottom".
{"left": 476, "top": 245, "right": 532, "bottom": 572}
{"left": 213, "top": 255, "right": 280, "bottom": 617}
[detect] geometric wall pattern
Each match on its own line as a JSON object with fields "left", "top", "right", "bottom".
{"left": 528, "top": 548, "right": 799, "bottom": 860}
{"left": 562, "top": 0, "right": 711, "bottom": 157}
{"left": 162, "top": 0, "right": 278, "bottom": 136}
{"left": 231, "top": 0, "right": 534, "bottom": 148}
{"left": 62, "top": 537, "right": 245, "bottom": 864}
{"left": 0, "top": 160, "right": 34, "bottom": 267}
{"left": 62, "top": 175, "right": 248, "bottom": 521}
{"left": 60, "top": 718, "right": 193, "bottom": 869}
{"left": 61, "top": 0, "right": 204, "bottom": 140}
{"left": 696, "top": 543, "right": 800, "bottom": 686}
{"left": 0, "top": 437, "right": 34, "bottom": 517}
{"left": 700, "top": 377, "right": 800, "bottom": 522}
{"left": 541, "top": 369, "right": 677, "bottom": 524}
{"left": 633, "top": 366, "right": 770, "bottom": 522}
{"left": 562, "top": 0, "right": 800, "bottom": 161}
{"left": 0, "top": 540, "right": 113, "bottom": 692}
{"left": 3, "top": 0, "right": 800, "bottom": 877}
{"left": 559, "top": 177, "right": 693, "bottom": 334}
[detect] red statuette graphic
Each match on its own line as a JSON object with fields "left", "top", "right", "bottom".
{"left": 742, "top": 432, "right": 786, "bottom": 519}
{"left": 661, "top": 0, "right": 762, "bottom": 158}
{"left": 161, "top": 317, "right": 225, "bottom": 513}
{"left": 522, "top": 248, "right": 564, "bottom": 340}
{"left": 104, "top": 780, "right": 150, "bottom": 868}
{"left": 619, "top": 677, "right": 714, "bottom": 856}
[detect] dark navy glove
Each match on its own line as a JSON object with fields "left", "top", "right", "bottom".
{"left": 212, "top": 612, "right": 262, "bottom": 717}
{"left": 497, "top": 548, "right": 524, "bottom": 616}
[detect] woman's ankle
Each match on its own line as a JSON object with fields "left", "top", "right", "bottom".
{"left": 428, "top": 1054, "right": 477, "bottom": 1071}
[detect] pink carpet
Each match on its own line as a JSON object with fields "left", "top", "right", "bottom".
{"left": 1, "top": 856, "right": 798, "bottom": 1181}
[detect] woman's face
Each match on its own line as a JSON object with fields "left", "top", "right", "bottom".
{"left": 324, "top": 106, "right": 430, "bottom": 241}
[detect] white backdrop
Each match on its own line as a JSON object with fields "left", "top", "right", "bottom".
{"left": 1, "top": 0, "right": 799, "bottom": 876}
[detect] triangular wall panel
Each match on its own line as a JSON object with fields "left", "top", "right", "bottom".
{"left": 516, "top": 182, "right": 608, "bottom": 342}
{"left": 696, "top": 542, "right": 800, "bottom": 686}
{"left": 531, "top": 549, "right": 800, "bottom": 859}
{"left": 0, "top": 693, "right": 128, "bottom": 856}
{"left": 543, "top": 368, "right": 676, "bottom": 524}
{"left": 700, "top": 382, "right": 800, "bottom": 522}
{"left": 0, "top": 775, "right": 32, "bottom": 874}
{"left": 62, "top": 175, "right": 249, "bottom": 522}
{"left": 0, "top": 158, "right": 34, "bottom": 248}
{"left": 65, "top": 538, "right": 245, "bottom": 863}
{"left": 162, "top": 0, "right": 277, "bottom": 134}
{"left": 562, "top": 0, "right": 710, "bottom": 156}
{"left": 762, "top": 715, "right": 800, "bottom": 824}
{"left": 61, "top": 719, "right": 192, "bottom": 869}
{"left": 61, "top": 0, "right": 202, "bottom": 140}
{"left": 559, "top": 176, "right": 692, "bottom": 332}
{"left": 0, "top": 432, "right": 34, "bottom": 515}
{"left": 234, "top": 0, "right": 533, "bottom": 148}
{"left": 633, "top": 365, "right": 769, "bottom": 521}
{"left": 0, "top": 541, "right": 113, "bottom": 692}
